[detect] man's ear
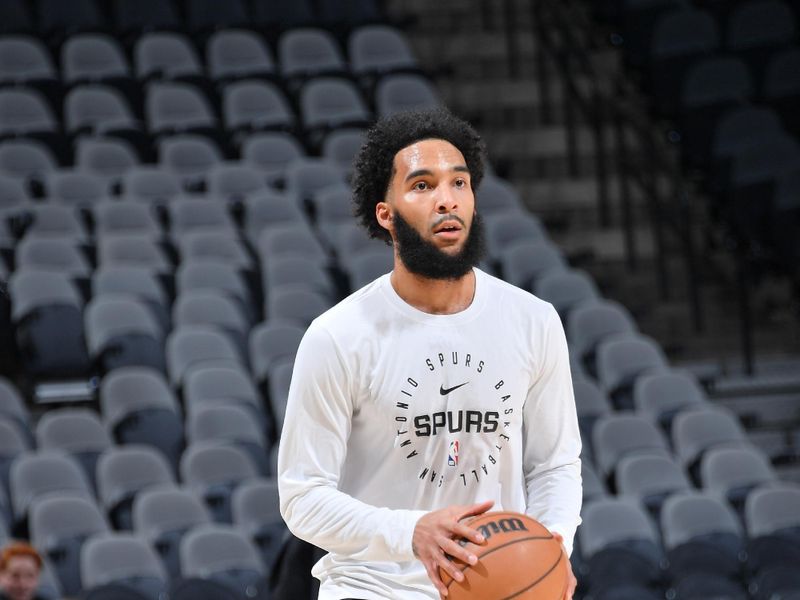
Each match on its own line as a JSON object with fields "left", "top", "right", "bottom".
{"left": 376, "top": 201, "right": 393, "bottom": 233}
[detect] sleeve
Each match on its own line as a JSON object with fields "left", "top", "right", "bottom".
{"left": 277, "top": 323, "right": 427, "bottom": 563}
{"left": 522, "top": 305, "right": 583, "bottom": 557}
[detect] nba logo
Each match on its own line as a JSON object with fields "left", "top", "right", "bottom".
{"left": 448, "top": 441, "right": 459, "bottom": 466}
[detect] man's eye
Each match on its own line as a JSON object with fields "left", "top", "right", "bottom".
{"left": 455, "top": 179, "right": 467, "bottom": 188}
{"left": 413, "top": 181, "right": 428, "bottom": 191}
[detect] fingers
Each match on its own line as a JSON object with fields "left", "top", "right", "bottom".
{"left": 451, "top": 520, "right": 485, "bottom": 546}
{"left": 458, "top": 499, "right": 495, "bottom": 521}
{"left": 422, "top": 559, "right": 449, "bottom": 598}
{"left": 440, "top": 535, "right": 478, "bottom": 567}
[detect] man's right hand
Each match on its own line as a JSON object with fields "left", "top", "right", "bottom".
{"left": 412, "top": 500, "right": 494, "bottom": 598}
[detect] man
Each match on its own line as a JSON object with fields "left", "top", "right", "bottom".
{"left": 0, "top": 542, "right": 42, "bottom": 600}
{"left": 278, "top": 108, "right": 582, "bottom": 599}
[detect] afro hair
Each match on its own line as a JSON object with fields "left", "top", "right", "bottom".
{"left": 351, "top": 107, "right": 487, "bottom": 243}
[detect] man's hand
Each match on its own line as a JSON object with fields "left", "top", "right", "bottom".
{"left": 412, "top": 500, "right": 494, "bottom": 598}
{"left": 553, "top": 533, "right": 577, "bottom": 599}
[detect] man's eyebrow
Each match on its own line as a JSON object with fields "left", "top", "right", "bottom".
{"left": 404, "top": 166, "right": 470, "bottom": 182}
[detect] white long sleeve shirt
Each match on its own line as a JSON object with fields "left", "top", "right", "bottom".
{"left": 278, "top": 268, "right": 582, "bottom": 599}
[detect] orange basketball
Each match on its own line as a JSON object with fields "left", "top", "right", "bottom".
{"left": 440, "top": 511, "right": 568, "bottom": 600}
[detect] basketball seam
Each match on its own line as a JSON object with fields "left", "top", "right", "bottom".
{"left": 502, "top": 551, "right": 564, "bottom": 600}
{"left": 444, "top": 534, "right": 555, "bottom": 591}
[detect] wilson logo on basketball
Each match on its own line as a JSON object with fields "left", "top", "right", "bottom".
{"left": 458, "top": 517, "right": 529, "bottom": 546}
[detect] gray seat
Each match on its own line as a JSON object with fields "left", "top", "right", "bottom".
{"left": 100, "top": 367, "right": 184, "bottom": 468}
{"left": 168, "top": 198, "right": 237, "bottom": 235}
{"left": 85, "top": 294, "right": 166, "bottom": 373}
{"left": 248, "top": 320, "right": 305, "bottom": 385}
{"left": 700, "top": 445, "right": 778, "bottom": 509}
{"left": 278, "top": 28, "right": 346, "bottom": 80}
{"left": 331, "top": 220, "right": 388, "bottom": 258}
{"left": 172, "top": 291, "right": 250, "bottom": 357}
{"left": 616, "top": 454, "right": 692, "bottom": 513}
{"left": 595, "top": 333, "right": 668, "bottom": 410}
{"left": 188, "top": 405, "right": 269, "bottom": 476}
{"left": 375, "top": 74, "right": 440, "bottom": 116}
{"left": 661, "top": 491, "right": 745, "bottom": 581}
{"left": 476, "top": 175, "right": 526, "bottom": 215}
{"left": 257, "top": 222, "right": 328, "bottom": 265}
{"left": 146, "top": 82, "right": 217, "bottom": 136}
{"left": 166, "top": 326, "right": 245, "bottom": 387}
{"left": 592, "top": 412, "right": 672, "bottom": 480}
{"left": 96, "top": 445, "right": 176, "bottom": 531}
{"left": 341, "top": 247, "right": 394, "bottom": 292}
{"left": 567, "top": 299, "right": 637, "bottom": 376}
{"left": 179, "top": 524, "right": 266, "bottom": 597}
{"left": 0, "top": 36, "right": 56, "bottom": 85}
{"left": 92, "top": 266, "right": 170, "bottom": 331}
{"left": 0, "top": 173, "right": 29, "bottom": 213}
{"left": 94, "top": 201, "right": 162, "bottom": 238}
{"left": 135, "top": 33, "right": 203, "bottom": 80}
{"left": 222, "top": 80, "right": 295, "bottom": 133}
{"left": 263, "top": 255, "right": 336, "bottom": 300}
{"left": 16, "top": 237, "right": 91, "bottom": 276}
{"left": 535, "top": 269, "right": 600, "bottom": 321}
{"left": 180, "top": 443, "right": 259, "bottom": 523}
{"left": 183, "top": 365, "right": 265, "bottom": 431}
{"left": 34, "top": 409, "right": 112, "bottom": 491}
{"left": 321, "top": 128, "right": 365, "bottom": 175}
{"left": 284, "top": 157, "right": 347, "bottom": 208}
{"left": 484, "top": 211, "right": 547, "bottom": 258}
{"left": 242, "top": 190, "right": 307, "bottom": 245}
{"left": 175, "top": 260, "right": 254, "bottom": 322}
{"left": 0, "top": 88, "right": 57, "bottom": 137}
{"left": 25, "top": 203, "right": 89, "bottom": 240}
{"left": 97, "top": 234, "right": 172, "bottom": 273}
{"left": 240, "top": 132, "right": 305, "bottom": 187}
{"left": 8, "top": 269, "right": 90, "bottom": 378}
{"left": 207, "top": 30, "right": 275, "bottom": 81}
{"left": 158, "top": 135, "right": 223, "bottom": 188}
{"left": 300, "top": 77, "right": 371, "bottom": 133}
{"left": 0, "top": 418, "right": 30, "bottom": 495}
{"left": 10, "top": 451, "right": 95, "bottom": 525}
{"left": 44, "top": 169, "right": 107, "bottom": 207}
{"left": 206, "top": 163, "right": 268, "bottom": 204}
{"left": 64, "top": 85, "right": 139, "bottom": 136}
{"left": 80, "top": 533, "right": 168, "bottom": 599}
{"left": 29, "top": 495, "right": 109, "bottom": 597}
{"left": 132, "top": 487, "right": 212, "bottom": 579}
{"left": 267, "top": 359, "right": 293, "bottom": 440}
{"left": 745, "top": 484, "right": 800, "bottom": 574}
{"left": 348, "top": 25, "right": 417, "bottom": 77}
{"left": 499, "top": 239, "right": 567, "bottom": 291}
{"left": 582, "top": 461, "right": 607, "bottom": 502}
{"left": 573, "top": 379, "right": 613, "bottom": 437}
{"left": 61, "top": 34, "right": 130, "bottom": 84}
{"left": 0, "top": 139, "right": 56, "bottom": 183}
{"left": 310, "top": 183, "right": 356, "bottom": 233}
{"left": 75, "top": 137, "right": 139, "bottom": 184}
{"left": 0, "top": 377, "right": 31, "bottom": 443}
{"left": 672, "top": 405, "right": 749, "bottom": 475}
{"left": 633, "top": 370, "right": 708, "bottom": 429}
{"left": 121, "top": 167, "right": 183, "bottom": 204}
{"left": 231, "top": 478, "right": 286, "bottom": 573}
{"left": 265, "top": 287, "right": 331, "bottom": 327}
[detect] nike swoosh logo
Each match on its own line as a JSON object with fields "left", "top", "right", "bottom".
{"left": 440, "top": 382, "right": 469, "bottom": 395}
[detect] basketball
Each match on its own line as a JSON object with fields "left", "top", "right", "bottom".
{"left": 440, "top": 511, "right": 568, "bottom": 600}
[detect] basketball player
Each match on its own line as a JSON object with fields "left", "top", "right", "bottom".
{"left": 278, "top": 108, "right": 581, "bottom": 599}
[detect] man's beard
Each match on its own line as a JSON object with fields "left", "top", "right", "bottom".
{"left": 392, "top": 210, "right": 486, "bottom": 280}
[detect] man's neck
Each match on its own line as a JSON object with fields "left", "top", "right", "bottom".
{"left": 390, "top": 259, "right": 476, "bottom": 315}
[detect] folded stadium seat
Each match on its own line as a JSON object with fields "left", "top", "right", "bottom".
{"left": 339, "top": 246, "right": 394, "bottom": 292}
{"left": 172, "top": 291, "right": 251, "bottom": 359}
{"left": 567, "top": 299, "right": 638, "bottom": 379}
{"left": 745, "top": 484, "right": 800, "bottom": 577}
{"left": 476, "top": 175, "right": 527, "bottom": 216}
{"left": 176, "top": 230, "right": 254, "bottom": 273}
{"left": 263, "top": 255, "right": 337, "bottom": 301}
{"left": 207, "top": 30, "right": 276, "bottom": 82}
{"left": 34, "top": 408, "right": 112, "bottom": 492}
{"left": 43, "top": 169, "right": 108, "bottom": 210}
{"left": 232, "top": 478, "right": 286, "bottom": 575}
{"left": 265, "top": 287, "right": 332, "bottom": 327}
{"left": 9, "top": 450, "right": 95, "bottom": 530}
{"left": 63, "top": 86, "right": 144, "bottom": 152}
{"left": 633, "top": 370, "right": 708, "bottom": 431}
{"left": 0, "top": 173, "right": 28, "bottom": 214}
{"left": 75, "top": 137, "right": 140, "bottom": 188}
{"left": 187, "top": 405, "right": 269, "bottom": 476}
{"left": 92, "top": 266, "right": 170, "bottom": 332}
{"left": 307, "top": 182, "right": 355, "bottom": 229}
{"left": 299, "top": 77, "right": 372, "bottom": 146}
{"left": 595, "top": 333, "right": 669, "bottom": 410}
{"left": 93, "top": 201, "right": 163, "bottom": 239}
{"left": 222, "top": 80, "right": 296, "bottom": 138}
{"left": 248, "top": 320, "right": 305, "bottom": 389}
{"left": 145, "top": 82, "right": 218, "bottom": 139}
{"left": 484, "top": 211, "right": 547, "bottom": 259}
{"left": 37, "top": 0, "right": 105, "bottom": 38}
{"left": 0, "top": 377, "right": 31, "bottom": 443}
{"left": 499, "top": 239, "right": 568, "bottom": 292}
{"left": 100, "top": 367, "right": 185, "bottom": 468}
{"left": 762, "top": 48, "right": 800, "bottom": 135}
{"left": 81, "top": 533, "right": 169, "bottom": 599}
{"left": 240, "top": 132, "right": 306, "bottom": 187}
{"left": 349, "top": 25, "right": 418, "bottom": 80}
{"left": 132, "top": 486, "right": 212, "bottom": 579}
{"left": 23, "top": 203, "right": 89, "bottom": 242}
{"left": 257, "top": 222, "right": 329, "bottom": 266}
{"left": 592, "top": 412, "right": 672, "bottom": 486}
{"left": 678, "top": 56, "right": 754, "bottom": 169}
{"left": 182, "top": 364, "right": 266, "bottom": 434}
{"left": 167, "top": 197, "right": 237, "bottom": 235}
{"left": 284, "top": 157, "right": 347, "bottom": 214}
{"left": 120, "top": 166, "right": 183, "bottom": 207}
{"left": 0, "top": 419, "right": 30, "bottom": 497}
{"left": 252, "top": 0, "right": 315, "bottom": 31}
{"left": 97, "top": 234, "right": 173, "bottom": 273}
{"left": 158, "top": 134, "right": 223, "bottom": 191}
{"left": 375, "top": 73, "right": 441, "bottom": 117}
{"left": 0, "top": 139, "right": 57, "bottom": 195}
{"left": 616, "top": 454, "right": 692, "bottom": 516}
{"left": 278, "top": 28, "right": 348, "bottom": 84}
{"left": 573, "top": 379, "right": 613, "bottom": 439}
{"left": 330, "top": 220, "right": 387, "bottom": 259}
{"left": 176, "top": 260, "right": 255, "bottom": 322}
{"left": 8, "top": 269, "right": 90, "bottom": 378}
{"left": 582, "top": 461, "right": 608, "bottom": 503}
{"left": 647, "top": 7, "right": 720, "bottom": 118}
{"left": 0, "top": 88, "right": 59, "bottom": 139}
{"left": 180, "top": 443, "right": 259, "bottom": 523}
{"left": 96, "top": 445, "right": 176, "bottom": 531}
{"left": 579, "top": 497, "right": 666, "bottom": 591}
{"left": 535, "top": 268, "right": 601, "bottom": 325}
{"left": 179, "top": 523, "right": 267, "bottom": 596}
{"left": 84, "top": 294, "right": 166, "bottom": 373}
{"left": 267, "top": 358, "right": 292, "bottom": 440}
{"left": 241, "top": 190, "right": 308, "bottom": 247}
{"left": 60, "top": 34, "right": 131, "bottom": 86}
{"left": 321, "top": 128, "right": 365, "bottom": 176}
{"left": 29, "top": 495, "right": 109, "bottom": 596}
{"left": 205, "top": 163, "right": 269, "bottom": 206}
{"left": 15, "top": 237, "right": 91, "bottom": 279}
{"left": 725, "top": 0, "right": 797, "bottom": 78}
{"left": 166, "top": 325, "right": 245, "bottom": 388}
{"left": 186, "top": 0, "right": 249, "bottom": 33}
{"left": 700, "top": 445, "right": 778, "bottom": 512}
{"left": 135, "top": 32, "right": 204, "bottom": 81}
{"left": 0, "top": 36, "right": 57, "bottom": 86}
{"left": 111, "top": 0, "right": 181, "bottom": 36}
{"left": 671, "top": 405, "right": 750, "bottom": 483}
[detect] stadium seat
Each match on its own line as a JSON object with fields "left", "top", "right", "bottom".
{"left": 633, "top": 370, "right": 708, "bottom": 430}
{"left": 267, "top": 358, "right": 293, "bottom": 440}
{"left": 582, "top": 461, "right": 607, "bottom": 502}
{"left": 166, "top": 326, "right": 245, "bottom": 387}
{"left": 172, "top": 291, "right": 251, "bottom": 357}
{"left": 257, "top": 222, "right": 329, "bottom": 265}
{"left": 248, "top": 320, "right": 305, "bottom": 386}
{"left": 64, "top": 85, "right": 139, "bottom": 138}
{"left": 615, "top": 454, "right": 691, "bottom": 514}
{"left": 16, "top": 237, "right": 91, "bottom": 277}
{"left": 135, "top": 33, "right": 203, "bottom": 81}
{"left": 167, "top": 198, "right": 237, "bottom": 235}
{"left": 205, "top": 163, "right": 268, "bottom": 205}
{"left": 0, "top": 378, "right": 31, "bottom": 444}
{"left": 92, "top": 266, "right": 170, "bottom": 331}
{"left": 182, "top": 364, "right": 265, "bottom": 431}
{"left": 535, "top": 269, "right": 601, "bottom": 323}
{"left": 75, "top": 137, "right": 140, "bottom": 184}
{"left": 222, "top": 80, "right": 295, "bottom": 135}
{"left": 188, "top": 405, "right": 269, "bottom": 475}
{"left": 61, "top": 34, "right": 131, "bottom": 84}
{"left": 145, "top": 82, "right": 217, "bottom": 137}
{"left": 0, "top": 36, "right": 56, "bottom": 85}
{"left": 0, "top": 88, "right": 58, "bottom": 138}
{"left": 264, "top": 255, "right": 336, "bottom": 301}
{"left": 278, "top": 28, "right": 347, "bottom": 81}
{"left": 0, "top": 174, "right": 29, "bottom": 214}
{"left": 284, "top": 158, "right": 347, "bottom": 210}
{"left": 573, "top": 379, "right": 613, "bottom": 438}
{"left": 44, "top": 169, "right": 107, "bottom": 208}
{"left": 745, "top": 484, "right": 800, "bottom": 575}
{"left": 240, "top": 133, "right": 306, "bottom": 187}
{"left": 321, "top": 128, "right": 365, "bottom": 175}
{"left": 93, "top": 201, "right": 162, "bottom": 238}
{"left": 265, "top": 287, "right": 332, "bottom": 327}
{"left": 97, "top": 234, "right": 172, "bottom": 273}
{"left": 595, "top": 334, "right": 668, "bottom": 409}
{"left": 671, "top": 405, "right": 749, "bottom": 479}
{"left": 207, "top": 30, "right": 276, "bottom": 81}
{"left": 670, "top": 571, "right": 748, "bottom": 600}
{"left": 300, "top": 77, "right": 372, "bottom": 138}
{"left": 484, "top": 212, "right": 547, "bottom": 258}
{"left": 499, "top": 239, "right": 567, "bottom": 291}
{"left": 475, "top": 175, "right": 526, "bottom": 215}
{"left": 232, "top": 478, "right": 286, "bottom": 574}
{"left": 592, "top": 412, "right": 672, "bottom": 482}
{"left": 310, "top": 182, "right": 357, "bottom": 227}
{"left": 0, "top": 419, "right": 29, "bottom": 495}
{"left": 375, "top": 74, "right": 440, "bottom": 116}
{"left": 700, "top": 445, "right": 778, "bottom": 510}
{"left": 176, "top": 260, "right": 255, "bottom": 321}
{"left": 349, "top": 25, "right": 418, "bottom": 78}
{"left": 158, "top": 134, "right": 223, "bottom": 189}
{"left": 567, "top": 299, "right": 637, "bottom": 378}
{"left": 80, "top": 533, "right": 168, "bottom": 599}
{"left": 0, "top": 139, "right": 57, "bottom": 184}
{"left": 120, "top": 167, "right": 183, "bottom": 205}
{"left": 24, "top": 203, "right": 89, "bottom": 240}
{"left": 340, "top": 247, "right": 394, "bottom": 292}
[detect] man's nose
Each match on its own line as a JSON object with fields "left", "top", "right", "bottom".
{"left": 435, "top": 185, "right": 458, "bottom": 212}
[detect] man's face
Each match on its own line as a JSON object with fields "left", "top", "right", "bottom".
{"left": 378, "top": 138, "right": 485, "bottom": 279}
{"left": 0, "top": 556, "right": 40, "bottom": 600}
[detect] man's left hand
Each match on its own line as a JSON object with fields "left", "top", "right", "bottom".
{"left": 553, "top": 533, "right": 577, "bottom": 600}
